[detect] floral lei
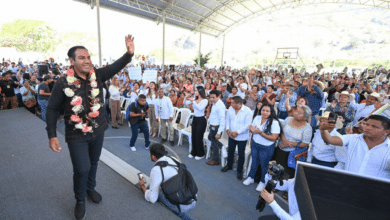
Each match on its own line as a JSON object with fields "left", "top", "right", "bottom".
{"left": 63, "top": 67, "right": 101, "bottom": 134}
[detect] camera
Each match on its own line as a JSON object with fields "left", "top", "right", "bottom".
{"left": 256, "top": 162, "right": 289, "bottom": 212}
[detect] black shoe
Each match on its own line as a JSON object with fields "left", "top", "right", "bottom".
{"left": 221, "top": 166, "right": 232, "bottom": 172}
{"left": 237, "top": 172, "right": 243, "bottom": 180}
{"left": 87, "top": 190, "right": 102, "bottom": 204}
{"left": 112, "top": 126, "right": 119, "bottom": 129}
{"left": 74, "top": 200, "right": 86, "bottom": 220}
{"left": 170, "top": 140, "right": 174, "bottom": 146}
{"left": 161, "top": 139, "right": 167, "bottom": 144}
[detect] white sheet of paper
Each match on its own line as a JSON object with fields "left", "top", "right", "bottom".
{"left": 128, "top": 67, "right": 142, "bottom": 80}
{"left": 143, "top": 70, "right": 157, "bottom": 83}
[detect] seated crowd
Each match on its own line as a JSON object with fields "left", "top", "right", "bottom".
{"left": 2, "top": 59, "right": 390, "bottom": 218}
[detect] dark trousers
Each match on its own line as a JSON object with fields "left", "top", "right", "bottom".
{"left": 191, "top": 116, "right": 207, "bottom": 157}
{"left": 209, "top": 125, "right": 223, "bottom": 162}
{"left": 227, "top": 137, "right": 247, "bottom": 174}
{"left": 16, "top": 93, "right": 23, "bottom": 107}
{"left": 248, "top": 141, "right": 275, "bottom": 183}
{"left": 130, "top": 121, "right": 150, "bottom": 148}
{"left": 312, "top": 157, "right": 337, "bottom": 168}
{"left": 67, "top": 132, "right": 105, "bottom": 201}
{"left": 275, "top": 147, "right": 296, "bottom": 178}
{"left": 278, "top": 111, "right": 288, "bottom": 120}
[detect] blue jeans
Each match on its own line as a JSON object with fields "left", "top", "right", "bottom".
{"left": 227, "top": 137, "right": 247, "bottom": 174}
{"left": 248, "top": 141, "right": 275, "bottom": 183}
{"left": 158, "top": 192, "right": 196, "bottom": 220}
{"left": 67, "top": 132, "right": 105, "bottom": 201}
{"left": 312, "top": 157, "right": 337, "bottom": 168}
{"left": 130, "top": 121, "right": 150, "bottom": 148}
{"left": 38, "top": 99, "right": 48, "bottom": 121}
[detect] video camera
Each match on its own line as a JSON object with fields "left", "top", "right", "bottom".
{"left": 256, "top": 162, "right": 289, "bottom": 212}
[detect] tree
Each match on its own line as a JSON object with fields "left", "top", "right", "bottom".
{"left": 193, "top": 52, "right": 212, "bottom": 68}
{"left": 0, "top": 19, "right": 60, "bottom": 53}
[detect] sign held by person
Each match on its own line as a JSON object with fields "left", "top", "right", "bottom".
{"left": 128, "top": 67, "right": 142, "bottom": 80}
{"left": 143, "top": 70, "right": 157, "bottom": 83}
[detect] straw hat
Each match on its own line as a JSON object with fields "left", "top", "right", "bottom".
{"left": 334, "top": 91, "right": 354, "bottom": 102}
{"left": 364, "top": 92, "right": 383, "bottom": 101}
{"left": 314, "top": 81, "right": 325, "bottom": 91}
{"left": 315, "top": 111, "right": 343, "bottom": 129}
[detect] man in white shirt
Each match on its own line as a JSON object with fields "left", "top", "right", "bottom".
{"left": 350, "top": 92, "right": 379, "bottom": 130}
{"left": 320, "top": 114, "right": 390, "bottom": 180}
{"left": 221, "top": 96, "right": 252, "bottom": 180}
{"left": 206, "top": 90, "right": 226, "bottom": 166}
{"left": 236, "top": 76, "right": 248, "bottom": 99}
{"left": 155, "top": 88, "right": 175, "bottom": 146}
{"left": 260, "top": 173, "right": 301, "bottom": 220}
{"left": 307, "top": 116, "right": 344, "bottom": 168}
{"left": 139, "top": 144, "right": 196, "bottom": 220}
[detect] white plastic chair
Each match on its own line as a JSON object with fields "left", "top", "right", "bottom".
{"left": 274, "top": 102, "right": 279, "bottom": 115}
{"left": 120, "top": 99, "right": 131, "bottom": 124}
{"left": 177, "top": 112, "right": 194, "bottom": 152}
{"left": 219, "top": 129, "right": 231, "bottom": 167}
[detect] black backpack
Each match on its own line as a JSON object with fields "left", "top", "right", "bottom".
{"left": 155, "top": 157, "right": 198, "bottom": 212}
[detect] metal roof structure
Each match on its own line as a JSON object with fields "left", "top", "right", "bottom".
{"left": 75, "top": 0, "right": 390, "bottom": 38}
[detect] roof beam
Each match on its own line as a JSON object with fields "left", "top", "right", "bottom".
{"left": 157, "top": 0, "right": 229, "bottom": 27}
{"left": 186, "top": 0, "right": 237, "bottom": 22}
{"left": 239, "top": 1, "right": 255, "bottom": 14}
{"left": 210, "top": 0, "right": 246, "bottom": 18}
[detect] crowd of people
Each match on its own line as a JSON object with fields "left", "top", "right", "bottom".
{"left": 2, "top": 52, "right": 390, "bottom": 220}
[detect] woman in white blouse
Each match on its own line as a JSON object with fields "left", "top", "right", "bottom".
{"left": 185, "top": 86, "right": 208, "bottom": 160}
{"left": 244, "top": 103, "right": 281, "bottom": 192}
{"left": 109, "top": 76, "right": 125, "bottom": 129}
{"left": 144, "top": 81, "right": 158, "bottom": 137}
{"left": 126, "top": 82, "right": 142, "bottom": 104}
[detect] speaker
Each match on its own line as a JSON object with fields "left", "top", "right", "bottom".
{"left": 169, "top": 65, "right": 175, "bottom": 71}
{"left": 38, "top": 65, "right": 49, "bottom": 77}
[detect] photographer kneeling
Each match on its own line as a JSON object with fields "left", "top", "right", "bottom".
{"left": 258, "top": 164, "right": 301, "bottom": 220}
{"left": 138, "top": 143, "right": 197, "bottom": 220}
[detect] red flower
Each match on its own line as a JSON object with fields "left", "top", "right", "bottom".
{"left": 89, "top": 111, "right": 99, "bottom": 118}
{"left": 70, "top": 115, "right": 82, "bottom": 123}
{"left": 71, "top": 96, "right": 82, "bottom": 106}
{"left": 67, "top": 68, "right": 74, "bottom": 76}
{"left": 74, "top": 80, "right": 81, "bottom": 85}
{"left": 88, "top": 69, "right": 95, "bottom": 78}
{"left": 82, "top": 126, "right": 93, "bottom": 133}
{"left": 91, "top": 80, "right": 97, "bottom": 88}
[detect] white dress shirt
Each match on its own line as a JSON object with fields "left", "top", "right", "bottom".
{"left": 265, "top": 174, "right": 301, "bottom": 220}
{"left": 225, "top": 105, "right": 252, "bottom": 141}
{"left": 237, "top": 83, "right": 248, "bottom": 99}
{"left": 143, "top": 89, "right": 156, "bottom": 105}
{"left": 109, "top": 85, "right": 121, "bottom": 101}
{"left": 155, "top": 96, "right": 174, "bottom": 120}
{"left": 208, "top": 99, "right": 226, "bottom": 135}
{"left": 307, "top": 129, "right": 341, "bottom": 162}
{"left": 126, "top": 89, "right": 143, "bottom": 103}
{"left": 191, "top": 99, "right": 208, "bottom": 117}
{"left": 340, "top": 134, "right": 390, "bottom": 180}
{"left": 251, "top": 115, "right": 280, "bottom": 146}
{"left": 350, "top": 103, "right": 375, "bottom": 127}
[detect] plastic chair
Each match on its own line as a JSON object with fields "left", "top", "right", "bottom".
{"left": 120, "top": 99, "right": 131, "bottom": 124}
{"left": 176, "top": 112, "right": 194, "bottom": 152}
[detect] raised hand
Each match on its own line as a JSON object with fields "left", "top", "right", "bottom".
{"left": 125, "top": 34, "right": 135, "bottom": 55}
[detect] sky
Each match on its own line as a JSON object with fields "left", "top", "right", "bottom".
{"left": 0, "top": 0, "right": 218, "bottom": 60}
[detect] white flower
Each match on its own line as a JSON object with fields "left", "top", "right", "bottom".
{"left": 91, "top": 103, "right": 101, "bottom": 112}
{"left": 72, "top": 105, "right": 84, "bottom": 113}
{"left": 75, "top": 122, "right": 86, "bottom": 130}
{"left": 64, "top": 88, "right": 75, "bottom": 97}
{"left": 67, "top": 76, "right": 76, "bottom": 84}
{"left": 91, "top": 88, "right": 100, "bottom": 98}
{"left": 90, "top": 73, "right": 96, "bottom": 81}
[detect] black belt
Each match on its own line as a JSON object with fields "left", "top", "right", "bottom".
{"left": 210, "top": 125, "right": 219, "bottom": 128}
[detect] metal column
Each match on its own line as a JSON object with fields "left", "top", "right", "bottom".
{"left": 198, "top": 29, "right": 201, "bottom": 68}
{"left": 162, "top": 16, "right": 165, "bottom": 71}
{"left": 221, "top": 34, "right": 225, "bottom": 68}
{"left": 96, "top": 0, "right": 102, "bottom": 67}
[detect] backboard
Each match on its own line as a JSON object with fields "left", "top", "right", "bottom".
{"left": 276, "top": 48, "right": 299, "bottom": 59}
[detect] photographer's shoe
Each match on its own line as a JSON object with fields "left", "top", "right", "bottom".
{"left": 74, "top": 200, "right": 86, "bottom": 220}
{"left": 87, "top": 190, "right": 102, "bottom": 204}
{"left": 161, "top": 139, "right": 167, "bottom": 144}
{"left": 256, "top": 182, "right": 265, "bottom": 192}
{"left": 243, "top": 177, "right": 254, "bottom": 186}
{"left": 221, "top": 166, "right": 232, "bottom": 172}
